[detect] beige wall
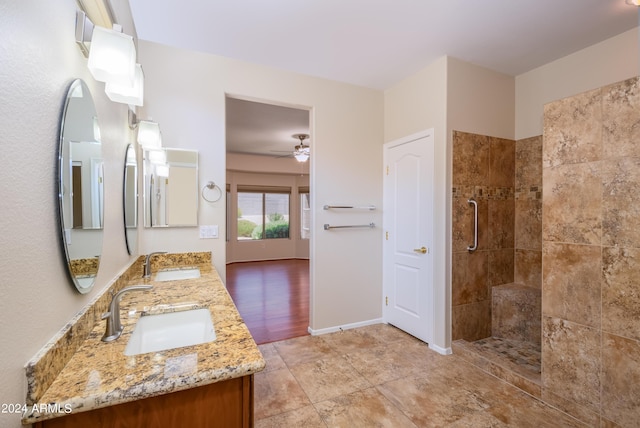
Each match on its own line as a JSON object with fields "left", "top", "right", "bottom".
{"left": 0, "top": 1, "right": 138, "bottom": 427}
{"left": 138, "top": 41, "right": 385, "bottom": 331}
{"left": 516, "top": 28, "right": 639, "bottom": 140}
{"left": 447, "top": 57, "right": 515, "bottom": 140}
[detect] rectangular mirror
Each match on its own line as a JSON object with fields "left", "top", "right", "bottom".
{"left": 143, "top": 148, "right": 198, "bottom": 227}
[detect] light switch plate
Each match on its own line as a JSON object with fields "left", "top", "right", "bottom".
{"left": 199, "top": 225, "right": 219, "bottom": 239}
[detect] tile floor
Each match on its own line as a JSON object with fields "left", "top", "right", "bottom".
{"left": 254, "top": 324, "right": 586, "bottom": 427}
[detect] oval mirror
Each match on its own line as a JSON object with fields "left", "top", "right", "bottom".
{"left": 58, "top": 79, "right": 104, "bottom": 293}
{"left": 123, "top": 144, "right": 138, "bottom": 254}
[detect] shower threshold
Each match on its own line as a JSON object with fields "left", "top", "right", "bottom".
{"left": 453, "top": 337, "right": 541, "bottom": 398}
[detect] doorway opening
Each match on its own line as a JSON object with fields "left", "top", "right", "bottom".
{"left": 225, "top": 96, "right": 311, "bottom": 344}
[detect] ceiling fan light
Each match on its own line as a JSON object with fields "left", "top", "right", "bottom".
{"left": 291, "top": 133, "right": 310, "bottom": 162}
{"left": 294, "top": 152, "right": 309, "bottom": 162}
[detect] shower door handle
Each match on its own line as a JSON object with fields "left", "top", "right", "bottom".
{"left": 467, "top": 198, "right": 478, "bottom": 252}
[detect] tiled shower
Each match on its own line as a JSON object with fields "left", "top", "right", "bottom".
{"left": 452, "top": 76, "right": 640, "bottom": 426}
{"left": 451, "top": 130, "right": 543, "bottom": 378}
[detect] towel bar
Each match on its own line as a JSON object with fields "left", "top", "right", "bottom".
{"left": 323, "top": 223, "right": 375, "bottom": 230}
{"left": 323, "top": 205, "right": 376, "bottom": 210}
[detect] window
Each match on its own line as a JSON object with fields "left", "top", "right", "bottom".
{"left": 299, "top": 187, "right": 310, "bottom": 240}
{"left": 237, "top": 186, "right": 290, "bottom": 240}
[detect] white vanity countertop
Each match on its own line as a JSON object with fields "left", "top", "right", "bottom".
{"left": 22, "top": 263, "right": 265, "bottom": 424}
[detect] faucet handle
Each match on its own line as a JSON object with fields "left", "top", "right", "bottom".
{"left": 143, "top": 252, "right": 168, "bottom": 278}
{"left": 101, "top": 285, "right": 153, "bottom": 343}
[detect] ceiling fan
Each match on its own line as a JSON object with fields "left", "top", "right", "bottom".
{"left": 273, "top": 133, "right": 310, "bottom": 162}
{"left": 292, "top": 133, "right": 310, "bottom": 162}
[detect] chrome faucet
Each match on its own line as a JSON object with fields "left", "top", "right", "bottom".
{"left": 101, "top": 285, "right": 152, "bottom": 342}
{"left": 143, "top": 251, "right": 167, "bottom": 279}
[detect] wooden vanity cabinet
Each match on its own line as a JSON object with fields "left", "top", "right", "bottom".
{"left": 34, "top": 375, "right": 254, "bottom": 428}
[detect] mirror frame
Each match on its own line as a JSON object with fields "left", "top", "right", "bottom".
{"left": 57, "top": 79, "right": 104, "bottom": 294}
{"left": 123, "top": 144, "right": 138, "bottom": 255}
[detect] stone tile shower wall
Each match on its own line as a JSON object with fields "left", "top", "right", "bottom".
{"left": 515, "top": 136, "right": 543, "bottom": 288}
{"left": 542, "top": 76, "right": 640, "bottom": 426}
{"left": 492, "top": 136, "right": 543, "bottom": 346}
{"left": 452, "top": 131, "right": 515, "bottom": 341}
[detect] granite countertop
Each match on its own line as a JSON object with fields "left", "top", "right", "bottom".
{"left": 22, "top": 263, "right": 265, "bottom": 424}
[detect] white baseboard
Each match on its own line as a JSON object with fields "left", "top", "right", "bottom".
{"left": 307, "top": 318, "right": 384, "bottom": 336}
{"left": 429, "top": 343, "right": 453, "bottom": 355}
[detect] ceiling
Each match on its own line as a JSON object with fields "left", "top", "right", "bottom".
{"left": 225, "top": 98, "right": 310, "bottom": 157}
{"left": 128, "top": 0, "right": 639, "bottom": 157}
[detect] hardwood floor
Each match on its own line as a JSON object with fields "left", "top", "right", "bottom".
{"left": 226, "top": 259, "right": 310, "bottom": 345}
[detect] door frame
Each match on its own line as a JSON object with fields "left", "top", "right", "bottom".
{"left": 223, "top": 93, "right": 313, "bottom": 336}
{"left": 383, "top": 129, "right": 449, "bottom": 354}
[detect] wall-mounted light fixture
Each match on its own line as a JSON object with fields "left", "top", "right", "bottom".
{"left": 77, "top": 0, "right": 114, "bottom": 28}
{"left": 105, "top": 63, "right": 144, "bottom": 106}
{"left": 148, "top": 149, "right": 169, "bottom": 178}
{"left": 148, "top": 149, "right": 167, "bottom": 165}
{"left": 155, "top": 164, "right": 170, "bottom": 178}
{"left": 93, "top": 116, "right": 101, "bottom": 142}
{"left": 625, "top": 0, "right": 640, "bottom": 5}
{"left": 75, "top": 10, "right": 144, "bottom": 106}
{"left": 87, "top": 24, "right": 136, "bottom": 86}
{"left": 137, "top": 120, "right": 163, "bottom": 150}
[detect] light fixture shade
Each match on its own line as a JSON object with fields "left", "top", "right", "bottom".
{"left": 87, "top": 25, "right": 136, "bottom": 86}
{"left": 137, "top": 120, "right": 162, "bottom": 149}
{"left": 92, "top": 116, "right": 101, "bottom": 142}
{"left": 105, "top": 63, "right": 144, "bottom": 106}
{"left": 294, "top": 152, "right": 309, "bottom": 162}
{"left": 291, "top": 134, "right": 310, "bottom": 162}
{"left": 148, "top": 149, "right": 167, "bottom": 165}
{"left": 155, "top": 163, "right": 170, "bottom": 177}
{"left": 294, "top": 143, "right": 310, "bottom": 162}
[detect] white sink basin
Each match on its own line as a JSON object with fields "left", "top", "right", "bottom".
{"left": 154, "top": 268, "right": 201, "bottom": 282}
{"left": 124, "top": 308, "right": 216, "bottom": 356}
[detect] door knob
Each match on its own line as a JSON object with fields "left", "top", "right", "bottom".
{"left": 413, "top": 247, "right": 427, "bottom": 254}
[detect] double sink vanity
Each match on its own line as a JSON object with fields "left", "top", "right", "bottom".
{"left": 28, "top": 78, "right": 263, "bottom": 427}
{"left": 23, "top": 252, "right": 265, "bottom": 427}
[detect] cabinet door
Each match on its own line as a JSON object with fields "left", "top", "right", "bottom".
{"left": 35, "top": 375, "right": 253, "bottom": 428}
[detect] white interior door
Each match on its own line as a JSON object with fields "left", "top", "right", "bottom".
{"left": 383, "top": 130, "right": 434, "bottom": 344}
